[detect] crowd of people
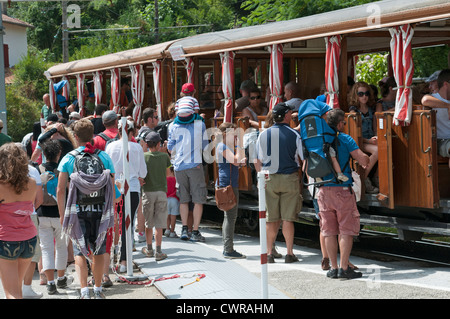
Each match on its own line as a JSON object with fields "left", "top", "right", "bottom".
{"left": 0, "top": 66, "right": 449, "bottom": 299}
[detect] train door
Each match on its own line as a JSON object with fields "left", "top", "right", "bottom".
{"left": 376, "top": 110, "right": 440, "bottom": 209}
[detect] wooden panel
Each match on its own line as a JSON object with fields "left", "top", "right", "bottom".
{"left": 376, "top": 112, "right": 394, "bottom": 209}
{"left": 390, "top": 110, "right": 439, "bottom": 209}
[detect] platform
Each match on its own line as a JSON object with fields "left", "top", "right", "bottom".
{"left": 132, "top": 222, "right": 450, "bottom": 299}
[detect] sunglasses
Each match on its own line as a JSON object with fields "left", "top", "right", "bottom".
{"left": 250, "top": 96, "right": 261, "bottom": 100}
{"left": 357, "top": 91, "right": 370, "bottom": 97}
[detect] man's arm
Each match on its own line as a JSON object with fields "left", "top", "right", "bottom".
{"left": 350, "top": 148, "right": 369, "bottom": 170}
{"left": 421, "top": 94, "right": 450, "bottom": 109}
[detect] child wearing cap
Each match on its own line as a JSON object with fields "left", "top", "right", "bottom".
{"left": 141, "top": 131, "right": 172, "bottom": 261}
{"left": 175, "top": 83, "right": 200, "bottom": 118}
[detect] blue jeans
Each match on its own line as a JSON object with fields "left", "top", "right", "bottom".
{"left": 0, "top": 236, "right": 37, "bottom": 260}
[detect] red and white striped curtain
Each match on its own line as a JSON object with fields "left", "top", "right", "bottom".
{"left": 390, "top": 25, "right": 414, "bottom": 126}
{"left": 76, "top": 74, "right": 86, "bottom": 117}
{"left": 185, "top": 57, "right": 194, "bottom": 84}
{"left": 268, "top": 44, "right": 284, "bottom": 110}
{"left": 152, "top": 61, "right": 162, "bottom": 122}
{"left": 93, "top": 71, "right": 103, "bottom": 107}
{"left": 130, "top": 64, "right": 145, "bottom": 124}
{"left": 62, "top": 76, "right": 70, "bottom": 103}
{"left": 48, "top": 79, "right": 56, "bottom": 113}
{"left": 110, "top": 68, "right": 121, "bottom": 113}
{"left": 220, "top": 51, "right": 235, "bottom": 123}
{"left": 325, "top": 35, "right": 341, "bottom": 109}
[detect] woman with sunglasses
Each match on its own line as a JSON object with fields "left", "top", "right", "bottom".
{"left": 242, "top": 88, "right": 268, "bottom": 128}
{"left": 348, "top": 81, "right": 379, "bottom": 194}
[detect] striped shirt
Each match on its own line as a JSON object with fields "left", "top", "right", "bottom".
{"left": 175, "top": 95, "right": 200, "bottom": 117}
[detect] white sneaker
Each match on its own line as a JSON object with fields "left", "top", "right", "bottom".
{"left": 22, "top": 285, "right": 43, "bottom": 299}
{"left": 164, "top": 229, "right": 171, "bottom": 237}
{"left": 169, "top": 232, "right": 178, "bottom": 238}
{"left": 118, "top": 264, "right": 127, "bottom": 273}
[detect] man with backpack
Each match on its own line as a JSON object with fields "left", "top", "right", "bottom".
{"left": 57, "top": 119, "right": 115, "bottom": 299}
{"left": 318, "top": 109, "right": 369, "bottom": 280}
{"left": 93, "top": 110, "right": 119, "bottom": 151}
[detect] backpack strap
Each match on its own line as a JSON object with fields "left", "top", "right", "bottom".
{"left": 98, "top": 132, "right": 111, "bottom": 142}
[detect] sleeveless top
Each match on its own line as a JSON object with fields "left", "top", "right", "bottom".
{"left": 0, "top": 201, "right": 37, "bottom": 241}
{"left": 244, "top": 106, "right": 268, "bottom": 121}
{"left": 349, "top": 105, "right": 375, "bottom": 139}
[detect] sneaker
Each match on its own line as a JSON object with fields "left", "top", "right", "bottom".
{"left": 93, "top": 290, "right": 106, "bottom": 299}
{"left": 169, "top": 231, "right": 178, "bottom": 238}
{"left": 56, "top": 275, "right": 73, "bottom": 289}
{"left": 364, "top": 178, "right": 379, "bottom": 194}
{"left": 271, "top": 245, "right": 282, "bottom": 259}
{"left": 22, "top": 286, "right": 43, "bottom": 299}
{"left": 267, "top": 254, "right": 275, "bottom": 263}
{"left": 338, "top": 267, "right": 363, "bottom": 279}
{"left": 180, "top": 227, "right": 189, "bottom": 240}
{"left": 141, "top": 247, "right": 154, "bottom": 257}
{"left": 155, "top": 251, "right": 168, "bottom": 261}
{"left": 326, "top": 268, "right": 339, "bottom": 279}
{"left": 79, "top": 291, "right": 91, "bottom": 299}
{"left": 285, "top": 254, "right": 299, "bottom": 263}
{"left": 164, "top": 229, "right": 171, "bottom": 237}
{"left": 118, "top": 264, "right": 127, "bottom": 273}
{"left": 223, "top": 250, "right": 246, "bottom": 259}
{"left": 337, "top": 173, "right": 349, "bottom": 182}
{"left": 190, "top": 231, "right": 205, "bottom": 242}
{"left": 47, "top": 282, "right": 58, "bottom": 295}
{"left": 137, "top": 233, "right": 146, "bottom": 243}
{"left": 102, "top": 274, "right": 113, "bottom": 288}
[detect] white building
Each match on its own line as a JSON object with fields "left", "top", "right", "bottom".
{"left": 2, "top": 14, "right": 33, "bottom": 69}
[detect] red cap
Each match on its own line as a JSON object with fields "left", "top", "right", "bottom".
{"left": 181, "top": 83, "right": 195, "bottom": 94}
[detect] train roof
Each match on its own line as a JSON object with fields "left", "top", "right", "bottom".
{"left": 45, "top": 0, "right": 450, "bottom": 78}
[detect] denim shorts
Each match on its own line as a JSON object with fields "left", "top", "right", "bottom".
{"left": 0, "top": 236, "right": 37, "bottom": 260}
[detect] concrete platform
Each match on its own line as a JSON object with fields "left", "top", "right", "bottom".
{"left": 133, "top": 222, "right": 450, "bottom": 299}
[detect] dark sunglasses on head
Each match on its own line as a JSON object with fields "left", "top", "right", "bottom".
{"left": 250, "top": 95, "right": 261, "bottom": 100}
{"left": 357, "top": 91, "right": 370, "bottom": 97}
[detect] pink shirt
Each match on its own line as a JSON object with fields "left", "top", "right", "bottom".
{"left": 0, "top": 201, "right": 37, "bottom": 241}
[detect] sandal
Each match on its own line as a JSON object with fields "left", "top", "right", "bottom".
{"left": 102, "top": 274, "right": 113, "bottom": 288}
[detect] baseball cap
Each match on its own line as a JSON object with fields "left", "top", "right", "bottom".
{"left": 181, "top": 83, "right": 195, "bottom": 94}
{"left": 272, "top": 102, "right": 293, "bottom": 120}
{"left": 425, "top": 70, "right": 441, "bottom": 83}
{"left": 144, "top": 131, "right": 161, "bottom": 143}
{"left": 102, "top": 110, "right": 118, "bottom": 125}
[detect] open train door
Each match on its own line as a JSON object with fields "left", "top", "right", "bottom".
{"left": 375, "top": 112, "right": 395, "bottom": 209}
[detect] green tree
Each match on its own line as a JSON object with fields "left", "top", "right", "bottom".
{"left": 355, "top": 53, "right": 388, "bottom": 87}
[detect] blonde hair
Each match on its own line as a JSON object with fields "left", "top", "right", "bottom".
{"left": 0, "top": 143, "right": 30, "bottom": 194}
{"left": 73, "top": 118, "right": 94, "bottom": 143}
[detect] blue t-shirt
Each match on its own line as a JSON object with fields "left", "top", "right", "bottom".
{"left": 323, "top": 132, "right": 359, "bottom": 187}
{"left": 57, "top": 146, "right": 115, "bottom": 176}
{"left": 216, "top": 142, "right": 239, "bottom": 188}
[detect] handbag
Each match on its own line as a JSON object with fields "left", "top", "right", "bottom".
{"left": 215, "top": 164, "right": 237, "bottom": 211}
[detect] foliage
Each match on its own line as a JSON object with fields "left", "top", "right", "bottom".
{"left": 240, "top": 0, "right": 377, "bottom": 26}
{"left": 355, "top": 53, "right": 388, "bottom": 86}
{"left": 5, "top": 85, "right": 41, "bottom": 143}
{"left": 413, "top": 45, "right": 449, "bottom": 78}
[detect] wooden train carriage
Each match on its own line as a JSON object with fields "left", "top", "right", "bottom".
{"left": 45, "top": 0, "right": 450, "bottom": 238}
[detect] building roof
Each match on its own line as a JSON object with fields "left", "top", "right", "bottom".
{"left": 2, "top": 14, "right": 34, "bottom": 29}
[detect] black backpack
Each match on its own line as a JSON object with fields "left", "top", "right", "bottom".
{"left": 69, "top": 149, "right": 106, "bottom": 206}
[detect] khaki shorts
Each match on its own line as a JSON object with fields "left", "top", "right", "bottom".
{"left": 174, "top": 165, "right": 207, "bottom": 204}
{"left": 317, "top": 186, "right": 360, "bottom": 237}
{"left": 142, "top": 191, "right": 168, "bottom": 229}
{"left": 265, "top": 173, "right": 302, "bottom": 222}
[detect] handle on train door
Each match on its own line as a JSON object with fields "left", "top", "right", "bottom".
{"left": 419, "top": 112, "right": 431, "bottom": 154}
{"left": 346, "top": 113, "right": 357, "bottom": 138}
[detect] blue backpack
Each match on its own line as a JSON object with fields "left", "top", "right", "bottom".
{"left": 297, "top": 99, "right": 340, "bottom": 186}
{"left": 39, "top": 165, "right": 58, "bottom": 206}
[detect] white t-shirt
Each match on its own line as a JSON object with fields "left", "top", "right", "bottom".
{"left": 105, "top": 139, "right": 147, "bottom": 193}
{"left": 28, "top": 164, "right": 42, "bottom": 215}
{"left": 431, "top": 93, "right": 450, "bottom": 139}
